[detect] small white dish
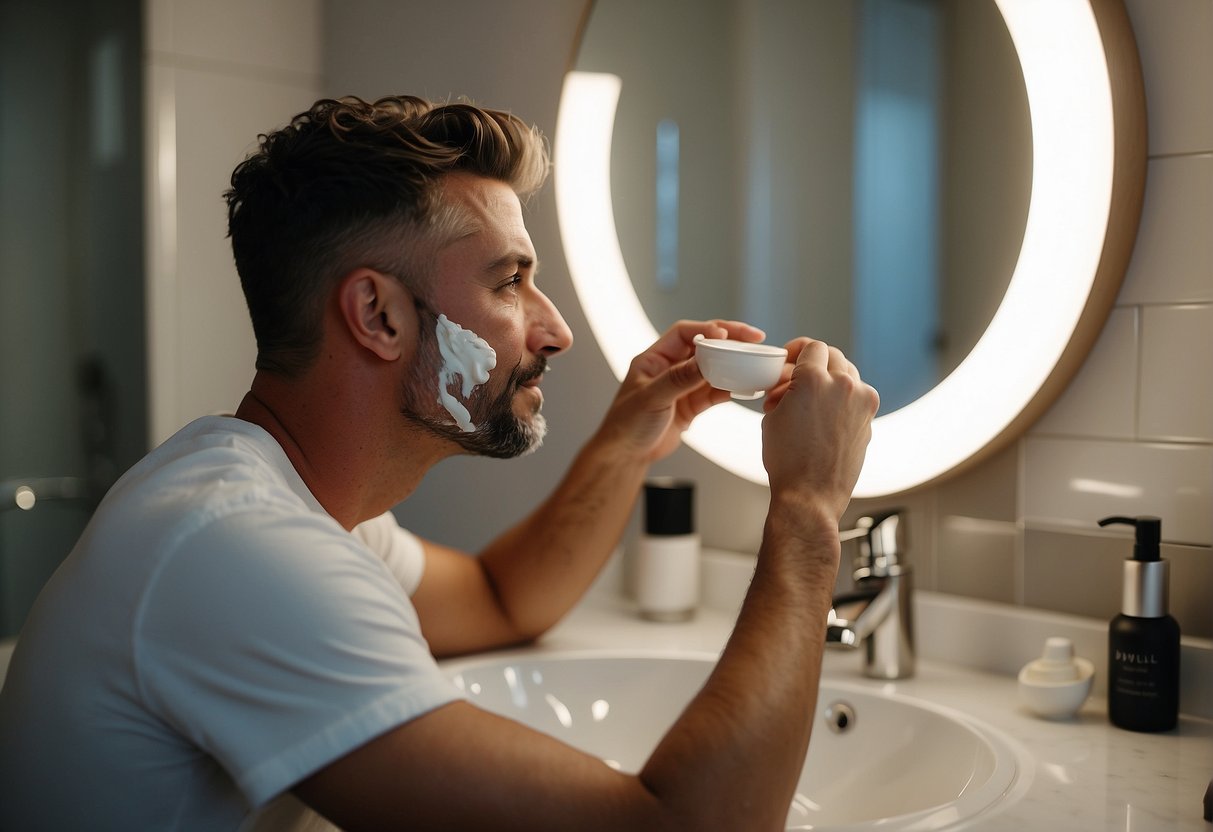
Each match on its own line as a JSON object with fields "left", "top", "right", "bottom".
{"left": 693, "top": 335, "right": 788, "bottom": 400}
{"left": 1017, "top": 637, "right": 1095, "bottom": 719}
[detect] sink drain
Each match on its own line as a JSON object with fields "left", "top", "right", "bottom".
{"left": 823, "top": 700, "right": 856, "bottom": 734}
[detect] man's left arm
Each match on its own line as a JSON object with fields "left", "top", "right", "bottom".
{"left": 410, "top": 319, "right": 768, "bottom": 657}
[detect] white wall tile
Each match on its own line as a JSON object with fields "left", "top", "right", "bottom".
{"left": 1139, "top": 304, "right": 1213, "bottom": 442}
{"left": 167, "top": 68, "right": 320, "bottom": 433}
{"left": 1032, "top": 307, "right": 1137, "bottom": 438}
{"left": 1120, "top": 154, "right": 1213, "bottom": 305}
{"left": 145, "top": 0, "right": 172, "bottom": 55}
{"left": 1124, "top": 0, "right": 1213, "bottom": 156}
{"left": 158, "top": 0, "right": 322, "bottom": 77}
{"left": 1023, "top": 437, "right": 1213, "bottom": 545}
{"left": 144, "top": 0, "right": 323, "bottom": 442}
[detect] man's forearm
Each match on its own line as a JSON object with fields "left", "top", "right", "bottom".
{"left": 476, "top": 432, "right": 650, "bottom": 638}
{"left": 636, "top": 502, "right": 840, "bottom": 828}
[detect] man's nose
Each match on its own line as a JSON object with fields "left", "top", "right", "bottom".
{"left": 529, "top": 289, "right": 574, "bottom": 356}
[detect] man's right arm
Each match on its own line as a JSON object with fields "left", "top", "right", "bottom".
{"left": 294, "top": 339, "right": 878, "bottom": 831}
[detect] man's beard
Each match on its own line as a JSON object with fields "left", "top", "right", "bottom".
{"left": 400, "top": 327, "right": 549, "bottom": 459}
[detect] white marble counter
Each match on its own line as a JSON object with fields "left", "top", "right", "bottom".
{"left": 3, "top": 582, "right": 1208, "bottom": 829}
{"left": 524, "top": 593, "right": 1213, "bottom": 831}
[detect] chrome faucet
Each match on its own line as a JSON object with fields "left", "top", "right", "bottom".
{"left": 826, "top": 509, "right": 915, "bottom": 679}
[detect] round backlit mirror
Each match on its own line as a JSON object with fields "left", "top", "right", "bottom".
{"left": 556, "top": 0, "right": 1145, "bottom": 497}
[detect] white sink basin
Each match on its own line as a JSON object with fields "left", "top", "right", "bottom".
{"left": 443, "top": 651, "right": 1025, "bottom": 831}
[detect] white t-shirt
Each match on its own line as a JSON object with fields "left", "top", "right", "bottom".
{"left": 0, "top": 416, "right": 463, "bottom": 830}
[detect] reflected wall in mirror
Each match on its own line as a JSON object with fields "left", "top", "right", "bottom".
{"left": 576, "top": 0, "right": 1031, "bottom": 413}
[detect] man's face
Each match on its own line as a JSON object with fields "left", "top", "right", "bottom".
{"left": 399, "top": 173, "right": 574, "bottom": 458}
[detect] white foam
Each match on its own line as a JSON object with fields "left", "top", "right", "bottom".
{"left": 435, "top": 314, "right": 497, "bottom": 432}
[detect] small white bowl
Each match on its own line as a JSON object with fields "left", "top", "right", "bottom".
{"left": 1017, "top": 666, "right": 1094, "bottom": 719}
{"left": 1017, "top": 637, "right": 1095, "bottom": 719}
{"left": 694, "top": 336, "right": 788, "bottom": 400}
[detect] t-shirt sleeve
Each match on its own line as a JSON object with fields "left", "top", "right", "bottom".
{"left": 133, "top": 507, "right": 463, "bottom": 808}
{"left": 352, "top": 511, "right": 427, "bottom": 596}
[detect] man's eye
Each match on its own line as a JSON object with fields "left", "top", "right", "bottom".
{"left": 499, "top": 276, "right": 523, "bottom": 291}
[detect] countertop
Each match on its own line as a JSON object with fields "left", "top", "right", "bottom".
{"left": 2, "top": 588, "right": 1208, "bottom": 830}
{"left": 513, "top": 593, "right": 1213, "bottom": 831}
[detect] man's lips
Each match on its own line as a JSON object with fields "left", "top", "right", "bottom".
{"left": 515, "top": 359, "right": 548, "bottom": 388}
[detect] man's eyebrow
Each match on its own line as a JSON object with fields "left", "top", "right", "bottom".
{"left": 486, "top": 252, "right": 539, "bottom": 273}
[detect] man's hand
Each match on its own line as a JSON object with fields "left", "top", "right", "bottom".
{"left": 592, "top": 319, "right": 766, "bottom": 463}
{"left": 761, "top": 337, "right": 880, "bottom": 527}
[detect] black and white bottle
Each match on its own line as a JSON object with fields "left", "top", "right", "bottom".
{"left": 636, "top": 479, "right": 699, "bottom": 622}
{"left": 1100, "top": 515, "right": 1181, "bottom": 732}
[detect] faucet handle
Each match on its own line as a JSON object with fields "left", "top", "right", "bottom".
{"left": 841, "top": 509, "right": 907, "bottom": 577}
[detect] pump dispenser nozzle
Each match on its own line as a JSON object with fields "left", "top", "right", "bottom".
{"left": 1099, "top": 515, "right": 1167, "bottom": 617}
{"left": 1098, "top": 515, "right": 1161, "bottom": 561}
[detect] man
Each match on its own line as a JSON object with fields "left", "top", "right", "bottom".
{"left": 0, "top": 96, "right": 878, "bottom": 830}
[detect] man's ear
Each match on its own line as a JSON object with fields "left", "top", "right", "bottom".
{"left": 336, "top": 269, "right": 414, "bottom": 362}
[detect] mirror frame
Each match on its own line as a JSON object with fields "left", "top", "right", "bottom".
{"left": 555, "top": 0, "right": 1146, "bottom": 497}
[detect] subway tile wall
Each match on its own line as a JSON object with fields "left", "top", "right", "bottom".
{"left": 846, "top": 0, "right": 1213, "bottom": 639}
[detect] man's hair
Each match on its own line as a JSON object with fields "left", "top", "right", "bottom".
{"left": 224, "top": 95, "right": 550, "bottom": 376}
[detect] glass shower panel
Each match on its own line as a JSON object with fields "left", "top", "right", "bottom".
{"left": 0, "top": 0, "right": 145, "bottom": 638}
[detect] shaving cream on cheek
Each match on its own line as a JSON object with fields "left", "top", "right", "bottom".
{"left": 434, "top": 314, "right": 497, "bottom": 432}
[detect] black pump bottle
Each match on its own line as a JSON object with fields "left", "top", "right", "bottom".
{"left": 1100, "top": 515, "right": 1180, "bottom": 732}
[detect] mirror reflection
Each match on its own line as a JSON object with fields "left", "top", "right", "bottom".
{"left": 575, "top": 0, "right": 1031, "bottom": 413}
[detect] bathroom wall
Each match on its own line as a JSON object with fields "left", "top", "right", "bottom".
{"left": 143, "top": 0, "right": 323, "bottom": 444}
{"left": 149, "top": 1, "right": 1212, "bottom": 639}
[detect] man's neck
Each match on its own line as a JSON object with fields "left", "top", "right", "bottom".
{"left": 234, "top": 373, "right": 452, "bottom": 530}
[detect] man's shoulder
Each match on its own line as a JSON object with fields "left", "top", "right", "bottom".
{"left": 138, "top": 415, "right": 294, "bottom": 485}
{"left": 109, "top": 416, "right": 310, "bottom": 521}
{"left": 65, "top": 415, "right": 333, "bottom": 599}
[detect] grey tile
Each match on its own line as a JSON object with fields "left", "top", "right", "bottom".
{"left": 1022, "top": 438, "right": 1213, "bottom": 546}
{"left": 1167, "top": 542, "right": 1213, "bottom": 639}
{"left": 936, "top": 515, "right": 1019, "bottom": 604}
{"left": 1031, "top": 308, "right": 1138, "bottom": 440}
{"left": 1139, "top": 304, "right": 1213, "bottom": 442}
{"left": 1024, "top": 528, "right": 1212, "bottom": 638}
{"left": 1024, "top": 529, "right": 1132, "bottom": 622}
{"left": 937, "top": 441, "right": 1018, "bottom": 522}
